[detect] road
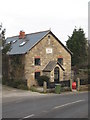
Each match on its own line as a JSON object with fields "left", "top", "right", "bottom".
{"left": 2, "top": 91, "right": 88, "bottom": 119}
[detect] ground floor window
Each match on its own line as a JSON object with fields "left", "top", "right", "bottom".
{"left": 54, "top": 67, "right": 60, "bottom": 83}
{"left": 35, "top": 72, "right": 40, "bottom": 80}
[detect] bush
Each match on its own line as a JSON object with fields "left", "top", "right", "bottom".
{"left": 12, "top": 79, "right": 27, "bottom": 88}
{"left": 2, "top": 77, "right": 7, "bottom": 85}
{"left": 37, "top": 75, "right": 50, "bottom": 86}
{"left": 2, "top": 78, "right": 27, "bottom": 89}
{"left": 2, "top": 78, "right": 13, "bottom": 86}
{"left": 30, "top": 86, "right": 43, "bottom": 93}
{"left": 30, "top": 86, "right": 37, "bottom": 92}
{"left": 17, "top": 84, "right": 28, "bottom": 90}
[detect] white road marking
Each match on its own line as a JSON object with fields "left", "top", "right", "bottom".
{"left": 53, "top": 99, "right": 85, "bottom": 109}
{"left": 23, "top": 114, "right": 35, "bottom": 119}
{"left": 20, "top": 99, "right": 85, "bottom": 119}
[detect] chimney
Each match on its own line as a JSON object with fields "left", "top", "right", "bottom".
{"left": 19, "top": 30, "right": 25, "bottom": 39}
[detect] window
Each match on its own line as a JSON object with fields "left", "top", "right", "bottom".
{"left": 35, "top": 58, "right": 40, "bottom": 65}
{"left": 19, "top": 41, "right": 26, "bottom": 46}
{"left": 7, "top": 41, "right": 11, "bottom": 44}
{"left": 48, "top": 35, "right": 50, "bottom": 45}
{"left": 35, "top": 72, "right": 40, "bottom": 80}
{"left": 48, "top": 35, "right": 50, "bottom": 39}
{"left": 58, "top": 58, "right": 63, "bottom": 65}
{"left": 54, "top": 67, "right": 59, "bottom": 81}
{"left": 13, "top": 40, "right": 17, "bottom": 43}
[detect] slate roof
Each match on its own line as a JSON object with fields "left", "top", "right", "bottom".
{"left": 6, "top": 30, "right": 72, "bottom": 55}
{"left": 43, "top": 61, "right": 65, "bottom": 72}
{"left": 6, "top": 30, "right": 50, "bottom": 55}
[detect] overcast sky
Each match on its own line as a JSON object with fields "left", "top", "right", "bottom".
{"left": 0, "top": 0, "right": 89, "bottom": 45}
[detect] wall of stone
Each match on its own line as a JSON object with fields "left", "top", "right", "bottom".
{"left": 24, "top": 33, "right": 71, "bottom": 88}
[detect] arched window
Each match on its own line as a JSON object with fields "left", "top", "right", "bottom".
{"left": 54, "top": 67, "right": 60, "bottom": 83}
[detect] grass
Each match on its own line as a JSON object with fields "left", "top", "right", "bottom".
{"left": 30, "top": 86, "right": 72, "bottom": 94}
{"left": 30, "top": 86, "right": 44, "bottom": 93}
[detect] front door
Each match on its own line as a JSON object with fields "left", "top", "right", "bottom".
{"left": 54, "top": 67, "right": 60, "bottom": 83}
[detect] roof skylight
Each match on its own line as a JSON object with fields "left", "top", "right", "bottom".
{"left": 19, "top": 41, "right": 26, "bottom": 46}
{"left": 7, "top": 41, "right": 11, "bottom": 44}
{"left": 13, "top": 40, "right": 17, "bottom": 43}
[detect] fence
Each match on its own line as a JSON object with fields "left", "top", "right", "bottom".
{"left": 47, "top": 80, "right": 70, "bottom": 89}
{"left": 47, "top": 78, "right": 89, "bottom": 89}
{"left": 80, "top": 79, "right": 89, "bottom": 85}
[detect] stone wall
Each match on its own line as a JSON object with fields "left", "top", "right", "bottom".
{"left": 24, "top": 33, "right": 71, "bottom": 88}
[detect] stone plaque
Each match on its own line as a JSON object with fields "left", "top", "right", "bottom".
{"left": 46, "top": 48, "right": 52, "bottom": 54}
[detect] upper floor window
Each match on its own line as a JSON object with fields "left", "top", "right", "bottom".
{"left": 58, "top": 58, "right": 63, "bottom": 65}
{"left": 19, "top": 41, "right": 26, "bottom": 47}
{"left": 48, "top": 35, "right": 50, "bottom": 45}
{"left": 35, "top": 58, "right": 40, "bottom": 65}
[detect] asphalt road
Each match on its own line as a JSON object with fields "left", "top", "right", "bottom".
{"left": 2, "top": 91, "right": 88, "bottom": 119}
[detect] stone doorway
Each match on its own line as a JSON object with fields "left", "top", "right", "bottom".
{"left": 54, "top": 67, "right": 60, "bottom": 83}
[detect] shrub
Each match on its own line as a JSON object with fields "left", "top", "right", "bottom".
{"left": 2, "top": 78, "right": 13, "bottom": 86}
{"left": 30, "top": 86, "right": 40, "bottom": 92}
{"left": 30, "top": 86, "right": 37, "bottom": 92}
{"left": 2, "top": 78, "right": 27, "bottom": 89}
{"left": 37, "top": 75, "right": 50, "bottom": 86}
{"left": 2, "top": 77, "right": 7, "bottom": 85}
{"left": 17, "top": 84, "right": 28, "bottom": 90}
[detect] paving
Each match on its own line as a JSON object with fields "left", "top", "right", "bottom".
{"left": 2, "top": 85, "right": 88, "bottom": 98}
{"left": 2, "top": 85, "right": 43, "bottom": 97}
{"left": 0, "top": 85, "right": 47, "bottom": 104}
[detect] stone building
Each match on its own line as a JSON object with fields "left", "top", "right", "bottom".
{"left": 6, "top": 30, "right": 72, "bottom": 88}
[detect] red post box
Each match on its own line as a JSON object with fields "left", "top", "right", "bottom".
{"left": 72, "top": 82, "right": 76, "bottom": 89}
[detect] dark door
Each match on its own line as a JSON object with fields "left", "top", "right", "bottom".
{"left": 54, "top": 67, "right": 60, "bottom": 83}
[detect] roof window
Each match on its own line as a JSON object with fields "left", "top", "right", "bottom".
{"left": 19, "top": 41, "right": 26, "bottom": 47}
{"left": 7, "top": 41, "right": 11, "bottom": 44}
{"left": 13, "top": 40, "right": 17, "bottom": 43}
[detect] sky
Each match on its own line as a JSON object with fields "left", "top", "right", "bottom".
{"left": 0, "top": 0, "right": 89, "bottom": 45}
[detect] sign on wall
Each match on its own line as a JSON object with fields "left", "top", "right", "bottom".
{"left": 46, "top": 48, "right": 53, "bottom": 54}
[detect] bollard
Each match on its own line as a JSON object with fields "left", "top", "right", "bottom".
{"left": 70, "top": 79, "right": 72, "bottom": 91}
{"left": 43, "top": 81, "right": 47, "bottom": 93}
{"left": 77, "top": 78, "right": 80, "bottom": 91}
